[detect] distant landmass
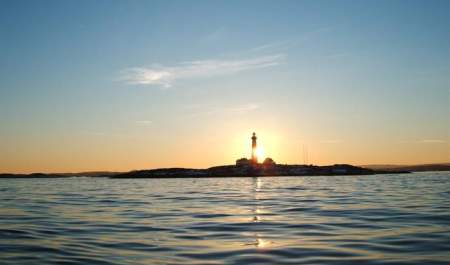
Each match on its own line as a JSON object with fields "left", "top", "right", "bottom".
{"left": 362, "top": 163, "right": 450, "bottom": 172}
{"left": 110, "top": 163, "right": 408, "bottom": 179}
{"left": 0, "top": 171, "right": 120, "bottom": 178}
{"left": 2, "top": 132, "right": 447, "bottom": 179}
{"left": 2, "top": 163, "right": 449, "bottom": 179}
{"left": 0, "top": 164, "right": 410, "bottom": 179}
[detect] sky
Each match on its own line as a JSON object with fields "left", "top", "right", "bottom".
{"left": 0, "top": 0, "right": 449, "bottom": 173}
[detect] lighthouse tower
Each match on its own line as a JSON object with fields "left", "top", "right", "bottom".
{"left": 251, "top": 132, "right": 258, "bottom": 164}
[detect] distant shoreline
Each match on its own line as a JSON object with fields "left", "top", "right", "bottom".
{"left": 1, "top": 163, "right": 449, "bottom": 179}
{"left": 109, "top": 164, "right": 410, "bottom": 179}
{"left": 0, "top": 164, "right": 407, "bottom": 179}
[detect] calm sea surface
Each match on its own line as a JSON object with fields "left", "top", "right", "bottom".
{"left": 1, "top": 172, "right": 449, "bottom": 265}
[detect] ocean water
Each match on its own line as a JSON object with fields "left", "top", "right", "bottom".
{"left": 1, "top": 172, "right": 449, "bottom": 265}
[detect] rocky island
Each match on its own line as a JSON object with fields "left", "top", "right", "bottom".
{"left": 111, "top": 162, "right": 405, "bottom": 179}
{"left": 0, "top": 132, "right": 410, "bottom": 179}
{"left": 111, "top": 132, "right": 408, "bottom": 179}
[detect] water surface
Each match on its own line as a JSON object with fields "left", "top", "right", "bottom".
{"left": 1, "top": 172, "right": 450, "bottom": 264}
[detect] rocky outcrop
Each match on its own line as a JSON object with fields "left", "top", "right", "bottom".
{"left": 110, "top": 164, "right": 408, "bottom": 178}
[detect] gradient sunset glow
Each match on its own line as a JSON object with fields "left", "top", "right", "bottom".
{"left": 0, "top": 1, "right": 449, "bottom": 173}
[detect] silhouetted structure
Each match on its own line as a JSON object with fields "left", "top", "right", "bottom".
{"left": 236, "top": 158, "right": 251, "bottom": 166}
{"left": 263, "top": 157, "right": 276, "bottom": 166}
{"left": 251, "top": 132, "right": 257, "bottom": 164}
{"left": 236, "top": 132, "right": 260, "bottom": 166}
{"left": 112, "top": 164, "right": 403, "bottom": 178}
{"left": 108, "top": 132, "right": 411, "bottom": 178}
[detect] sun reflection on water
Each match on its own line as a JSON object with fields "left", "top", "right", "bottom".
{"left": 256, "top": 237, "right": 271, "bottom": 248}
{"left": 250, "top": 178, "right": 271, "bottom": 247}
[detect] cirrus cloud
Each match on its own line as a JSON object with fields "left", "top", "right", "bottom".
{"left": 420, "top": 139, "right": 447, "bottom": 144}
{"left": 120, "top": 54, "right": 285, "bottom": 88}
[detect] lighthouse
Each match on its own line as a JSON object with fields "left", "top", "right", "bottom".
{"left": 251, "top": 132, "right": 258, "bottom": 164}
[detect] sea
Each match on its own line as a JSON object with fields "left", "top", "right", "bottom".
{"left": 1, "top": 172, "right": 449, "bottom": 265}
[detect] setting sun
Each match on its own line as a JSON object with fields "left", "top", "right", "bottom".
{"left": 256, "top": 146, "right": 265, "bottom": 161}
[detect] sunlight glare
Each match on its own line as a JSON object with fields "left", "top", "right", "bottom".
{"left": 256, "top": 146, "right": 265, "bottom": 161}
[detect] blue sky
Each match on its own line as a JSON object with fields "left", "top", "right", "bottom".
{"left": 1, "top": 0, "right": 449, "bottom": 172}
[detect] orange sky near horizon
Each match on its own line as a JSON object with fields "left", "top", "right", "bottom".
{"left": 2, "top": 128, "right": 449, "bottom": 174}
{"left": 1, "top": 1, "right": 449, "bottom": 174}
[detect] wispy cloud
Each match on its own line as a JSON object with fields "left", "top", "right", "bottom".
{"left": 84, "top": 131, "right": 106, "bottom": 136}
{"left": 120, "top": 54, "right": 285, "bottom": 88}
{"left": 202, "top": 27, "right": 227, "bottom": 42}
{"left": 185, "top": 103, "right": 261, "bottom": 118}
{"left": 420, "top": 139, "right": 447, "bottom": 144}
{"left": 320, "top": 140, "right": 342, "bottom": 144}
{"left": 209, "top": 103, "right": 260, "bottom": 114}
{"left": 248, "top": 41, "right": 293, "bottom": 53}
{"left": 325, "top": 53, "right": 350, "bottom": 59}
{"left": 135, "top": 120, "right": 153, "bottom": 125}
{"left": 399, "top": 139, "right": 448, "bottom": 144}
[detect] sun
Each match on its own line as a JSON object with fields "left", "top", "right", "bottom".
{"left": 256, "top": 146, "right": 265, "bottom": 161}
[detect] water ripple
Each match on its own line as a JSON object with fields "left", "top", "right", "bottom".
{"left": 1, "top": 172, "right": 449, "bottom": 265}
